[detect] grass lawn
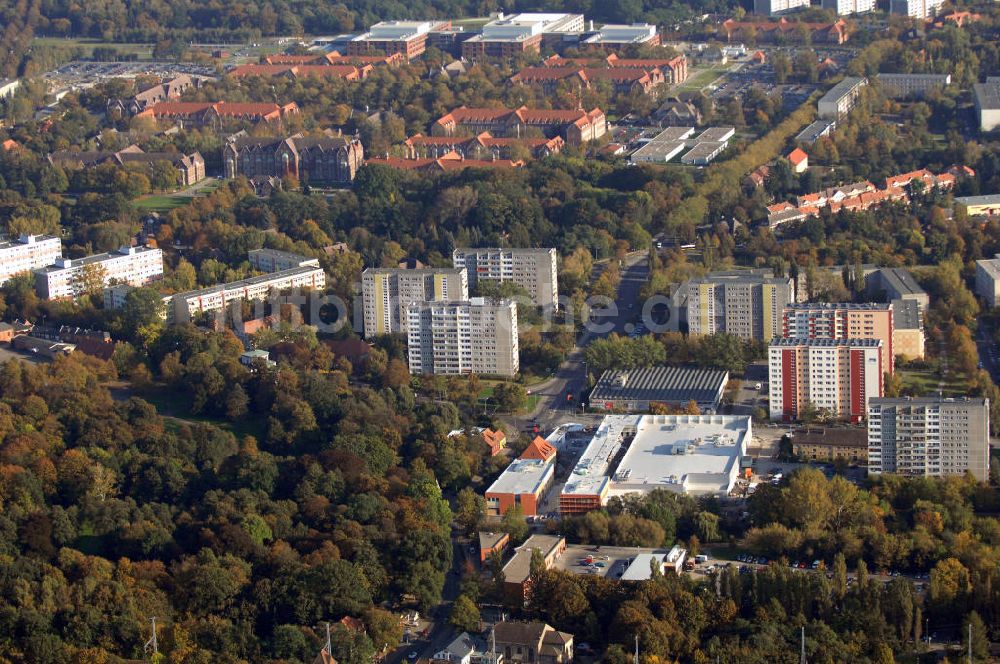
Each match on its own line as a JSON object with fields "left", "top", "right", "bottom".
{"left": 899, "top": 368, "right": 966, "bottom": 396}
{"left": 140, "top": 385, "right": 265, "bottom": 440}
{"left": 134, "top": 195, "right": 192, "bottom": 211}
{"left": 675, "top": 66, "right": 729, "bottom": 92}
{"left": 34, "top": 37, "right": 154, "bottom": 59}
{"left": 479, "top": 380, "right": 542, "bottom": 415}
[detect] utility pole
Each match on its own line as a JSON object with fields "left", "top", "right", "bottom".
{"left": 800, "top": 626, "right": 806, "bottom": 664}
{"left": 634, "top": 634, "right": 639, "bottom": 664}
{"left": 143, "top": 617, "right": 158, "bottom": 658}
{"left": 969, "top": 622, "right": 973, "bottom": 664}
{"left": 325, "top": 622, "right": 332, "bottom": 655}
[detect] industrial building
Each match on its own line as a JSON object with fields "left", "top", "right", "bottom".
{"left": 868, "top": 397, "right": 989, "bottom": 482}
{"left": 974, "top": 79, "right": 1000, "bottom": 133}
{"left": 406, "top": 297, "right": 519, "bottom": 376}
{"left": 452, "top": 247, "right": 558, "bottom": 308}
{"left": 680, "top": 141, "right": 728, "bottom": 165}
{"left": 588, "top": 366, "right": 729, "bottom": 413}
{"left": 559, "top": 414, "right": 752, "bottom": 514}
{"left": 817, "top": 77, "right": 867, "bottom": 119}
{"left": 361, "top": 267, "right": 468, "bottom": 336}
{"left": 768, "top": 337, "right": 883, "bottom": 423}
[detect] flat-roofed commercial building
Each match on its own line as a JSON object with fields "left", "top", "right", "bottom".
{"left": 684, "top": 269, "right": 794, "bottom": 342}
{"left": 452, "top": 247, "right": 557, "bottom": 308}
{"left": 0, "top": 234, "right": 62, "bottom": 285}
{"left": 559, "top": 414, "right": 751, "bottom": 513}
{"left": 768, "top": 337, "right": 883, "bottom": 423}
{"left": 35, "top": 246, "right": 163, "bottom": 300}
{"left": 630, "top": 139, "right": 686, "bottom": 164}
{"left": 866, "top": 267, "right": 928, "bottom": 313}
{"left": 974, "top": 79, "right": 1000, "bottom": 132}
{"left": 485, "top": 437, "right": 557, "bottom": 517}
{"left": 817, "top": 77, "right": 867, "bottom": 119}
{"left": 876, "top": 73, "right": 951, "bottom": 99}
{"left": 582, "top": 23, "right": 661, "bottom": 49}
{"left": 406, "top": 297, "right": 519, "bottom": 376}
{"left": 680, "top": 141, "right": 728, "bottom": 165}
{"left": 347, "top": 20, "right": 452, "bottom": 60}
{"left": 361, "top": 267, "right": 468, "bottom": 336}
{"left": 976, "top": 253, "right": 1000, "bottom": 307}
{"left": 589, "top": 366, "right": 729, "bottom": 413}
{"left": 791, "top": 427, "right": 868, "bottom": 464}
{"left": 461, "top": 13, "right": 584, "bottom": 61}
{"left": 782, "top": 302, "right": 895, "bottom": 374}
{"left": 960, "top": 194, "right": 1000, "bottom": 218}
{"left": 169, "top": 264, "right": 326, "bottom": 324}
{"left": 868, "top": 397, "right": 989, "bottom": 481}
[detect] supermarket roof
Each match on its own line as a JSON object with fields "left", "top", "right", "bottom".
{"left": 590, "top": 366, "right": 729, "bottom": 406}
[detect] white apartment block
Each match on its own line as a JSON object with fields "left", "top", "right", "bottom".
{"left": 406, "top": 297, "right": 519, "bottom": 376}
{"left": 362, "top": 267, "right": 468, "bottom": 337}
{"left": 868, "top": 397, "right": 989, "bottom": 482}
{"left": 169, "top": 265, "right": 326, "bottom": 324}
{"left": 769, "top": 337, "right": 883, "bottom": 423}
{"left": 889, "top": 0, "right": 944, "bottom": 19}
{"left": 817, "top": 77, "right": 868, "bottom": 120}
{"left": 754, "top": 0, "right": 810, "bottom": 15}
{"left": 452, "top": 247, "right": 558, "bottom": 309}
{"left": 248, "top": 248, "right": 320, "bottom": 272}
{"left": 820, "top": 0, "right": 875, "bottom": 14}
{"left": 103, "top": 283, "right": 173, "bottom": 316}
{"left": 34, "top": 246, "right": 163, "bottom": 299}
{"left": 684, "top": 270, "right": 794, "bottom": 342}
{"left": 975, "top": 254, "right": 1000, "bottom": 308}
{"left": 0, "top": 234, "right": 62, "bottom": 285}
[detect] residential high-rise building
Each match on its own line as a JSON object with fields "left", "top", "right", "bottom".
{"left": 452, "top": 248, "right": 558, "bottom": 309}
{"left": 0, "top": 235, "right": 62, "bottom": 285}
{"left": 754, "top": 0, "right": 810, "bottom": 15}
{"left": 768, "top": 338, "right": 883, "bottom": 423}
{"left": 820, "top": 0, "right": 875, "bottom": 15}
{"left": 868, "top": 397, "right": 989, "bottom": 482}
{"left": 817, "top": 77, "right": 868, "bottom": 119}
{"left": 684, "top": 270, "right": 794, "bottom": 342}
{"left": 406, "top": 298, "right": 519, "bottom": 376}
{"left": 975, "top": 253, "right": 1000, "bottom": 308}
{"left": 361, "top": 267, "right": 469, "bottom": 336}
{"left": 889, "top": 0, "right": 945, "bottom": 19}
{"left": 782, "top": 302, "right": 895, "bottom": 374}
{"left": 34, "top": 246, "right": 163, "bottom": 300}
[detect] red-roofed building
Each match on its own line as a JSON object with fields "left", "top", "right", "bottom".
{"left": 482, "top": 428, "right": 508, "bottom": 456}
{"left": 365, "top": 152, "right": 525, "bottom": 172}
{"left": 932, "top": 11, "right": 981, "bottom": 27}
{"left": 228, "top": 64, "right": 372, "bottom": 81}
{"left": 136, "top": 101, "right": 299, "bottom": 129}
{"left": 884, "top": 169, "right": 954, "bottom": 191}
{"left": 752, "top": 50, "right": 767, "bottom": 64}
{"left": 543, "top": 53, "right": 687, "bottom": 85}
{"left": 721, "top": 18, "right": 850, "bottom": 44}
{"left": 404, "top": 132, "right": 563, "bottom": 160}
{"left": 265, "top": 51, "right": 404, "bottom": 67}
{"left": 787, "top": 147, "right": 808, "bottom": 173}
{"left": 521, "top": 436, "right": 556, "bottom": 463}
{"left": 1, "top": 139, "right": 21, "bottom": 152}
{"left": 511, "top": 66, "right": 664, "bottom": 96}
{"left": 433, "top": 105, "right": 606, "bottom": 146}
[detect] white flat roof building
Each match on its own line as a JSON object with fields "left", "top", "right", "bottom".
{"left": 582, "top": 23, "right": 659, "bottom": 46}
{"left": 248, "top": 248, "right": 319, "bottom": 272}
{"left": 362, "top": 20, "right": 436, "bottom": 40}
{"left": 479, "top": 13, "right": 584, "bottom": 40}
{"left": 630, "top": 140, "right": 686, "bottom": 164}
{"left": 695, "top": 126, "right": 735, "bottom": 143}
{"left": 681, "top": 141, "right": 728, "bottom": 165}
{"left": 817, "top": 77, "right": 868, "bottom": 119}
{"left": 0, "top": 234, "right": 62, "bottom": 286}
{"left": 34, "top": 245, "right": 163, "bottom": 300}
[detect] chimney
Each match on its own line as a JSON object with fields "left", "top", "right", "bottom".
{"left": 589, "top": 19, "right": 595, "bottom": 31}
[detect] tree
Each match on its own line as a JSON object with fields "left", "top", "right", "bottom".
{"left": 501, "top": 505, "right": 529, "bottom": 545}
{"left": 455, "top": 488, "right": 485, "bottom": 536}
{"left": 963, "top": 611, "right": 989, "bottom": 662}
{"left": 449, "top": 594, "right": 481, "bottom": 633}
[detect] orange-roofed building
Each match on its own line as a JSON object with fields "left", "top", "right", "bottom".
{"left": 787, "top": 147, "right": 808, "bottom": 173}
{"left": 365, "top": 153, "right": 524, "bottom": 172}
{"left": 752, "top": 50, "right": 767, "bottom": 64}
{"left": 521, "top": 436, "right": 556, "bottom": 462}
{"left": 1, "top": 139, "right": 21, "bottom": 152}
{"left": 433, "top": 105, "right": 606, "bottom": 145}
{"left": 339, "top": 616, "right": 365, "bottom": 632}
{"left": 482, "top": 428, "right": 507, "bottom": 456}
{"left": 136, "top": 101, "right": 298, "bottom": 129}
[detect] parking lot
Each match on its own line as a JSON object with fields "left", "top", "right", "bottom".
{"left": 552, "top": 544, "right": 664, "bottom": 580}
{"left": 41, "top": 61, "right": 217, "bottom": 97}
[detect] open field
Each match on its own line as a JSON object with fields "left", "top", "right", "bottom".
{"left": 675, "top": 66, "right": 730, "bottom": 92}
{"left": 898, "top": 368, "right": 967, "bottom": 396}
{"left": 140, "top": 386, "right": 265, "bottom": 440}
{"left": 34, "top": 37, "right": 154, "bottom": 59}
{"left": 134, "top": 180, "right": 223, "bottom": 212}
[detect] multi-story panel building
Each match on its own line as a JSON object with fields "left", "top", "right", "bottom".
{"left": 248, "top": 248, "right": 320, "bottom": 273}
{"left": 768, "top": 338, "right": 883, "bottom": 423}
{"left": 782, "top": 302, "right": 895, "bottom": 374}
{"left": 868, "top": 397, "right": 989, "bottom": 481}
{"left": 754, "top": 0, "right": 811, "bottom": 15}
{"left": 820, "top": 0, "right": 875, "bottom": 15}
{"left": 889, "top": 0, "right": 945, "bottom": 19}
{"left": 974, "top": 78, "right": 1000, "bottom": 133}
{"left": 0, "top": 235, "right": 62, "bottom": 285}
{"left": 975, "top": 254, "right": 1000, "bottom": 308}
{"left": 452, "top": 247, "right": 558, "bottom": 309}
{"left": 406, "top": 298, "right": 519, "bottom": 376}
{"left": 683, "top": 270, "right": 794, "bottom": 342}
{"left": 817, "top": 77, "right": 868, "bottom": 119}
{"left": 361, "top": 267, "right": 469, "bottom": 336}
{"left": 876, "top": 73, "right": 951, "bottom": 99}
{"left": 170, "top": 265, "right": 326, "bottom": 324}
{"left": 34, "top": 246, "right": 163, "bottom": 300}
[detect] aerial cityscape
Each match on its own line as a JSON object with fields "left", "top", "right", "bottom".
{"left": 1, "top": 0, "right": 1000, "bottom": 662}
